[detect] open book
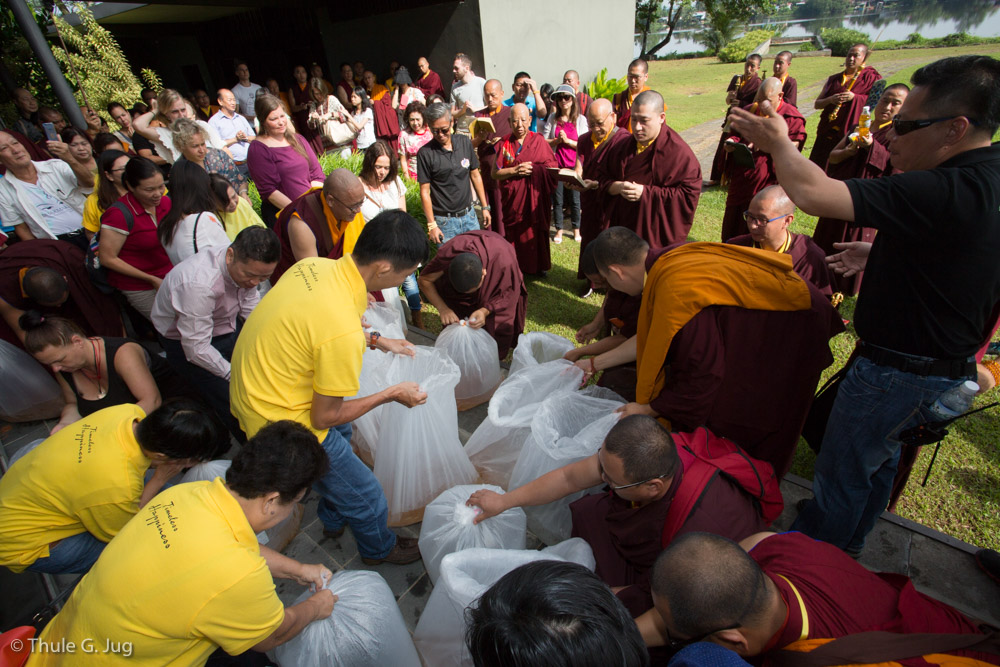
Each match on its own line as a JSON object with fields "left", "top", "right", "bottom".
{"left": 468, "top": 116, "right": 495, "bottom": 137}
{"left": 547, "top": 167, "right": 588, "bottom": 189}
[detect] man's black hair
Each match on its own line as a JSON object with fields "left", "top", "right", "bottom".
{"left": 231, "top": 227, "right": 280, "bottom": 264}
{"left": 226, "top": 420, "right": 329, "bottom": 503}
{"left": 911, "top": 55, "right": 1000, "bottom": 135}
{"left": 448, "top": 252, "right": 483, "bottom": 293}
{"left": 604, "top": 415, "right": 679, "bottom": 483}
{"left": 352, "top": 210, "right": 429, "bottom": 271}
{"left": 22, "top": 267, "right": 68, "bottom": 306}
{"left": 590, "top": 227, "right": 649, "bottom": 274}
{"left": 135, "top": 398, "right": 229, "bottom": 461}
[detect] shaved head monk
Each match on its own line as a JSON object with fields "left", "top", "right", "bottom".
{"left": 363, "top": 70, "right": 388, "bottom": 101}
{"left": 590, "top": 227, "right": 843, "bottom": 477}
{"left": 720, "top": 76, "right": 806, "bottom": 241}
{"left": 562, "top": 69, "right": 592, "bottom": 115}
{"left": 418, "top": 229, "right": 526, "bottom": 358}
{"left": 772, "top": 50, "right": 797, "bottom": 107}
{"left": 468, "top": 415, "right": 774, "bottom": 617}
{"left": 414, "top": 57, "right": 445, "bottom": 98}
{"left": 491, "top": 103, "right": 557, "bottom": 275}
{"left": 709, "top": 54, "right": 764, "bottom": 184}
{"left": 472, "top": 79, "right": 512, "bottom": 236}
{"left": 270, "top": 168, "right": 367, "bottom": 283}
{"left": 612, "top": 58, "right": 650, "bottom": 131}
{"left": 602, "top": 90, "right": 701, "bottom": 248}
{"left": 810, "top": 42, "right": 882, "bottom": 168}
{"left": 726, "top": 185, "right": 832, "bottom": 296}
{"left": 640, "top": 531, "right": 995, "bottom": 660}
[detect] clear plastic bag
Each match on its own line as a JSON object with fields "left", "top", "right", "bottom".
{"left": 465, "top": 360, "right": 583, "bottom": 488}
{"left": 434, "top": 323, "right": 501, "bottom": 411}
{"left": 507, "top": 331, "right": 575, "bottom": 376}
{"left": 350, "top": 349, "right": 391, "bottom": 467}
{"left": 413, "top": 542, "right": 596, "bottom": 667}
{"left": 362, "top": 300, "right": 406, "bottom": 340}
{"left": 373, "top": 347, "right": 477, "bottom": 525}
{"left": 509, "top": 393, "right": 624, "bottom": 545}
{"left": 8, "top": 438, "right": 45, "bottom": 467}
{"left": 0, "top": 340, "right": 65, "bottom": 422}
{"left": 179, "top": 460, "right": 231, "bottom": 484}
{"left": 418, "top": 484, "right": 527, "bottom": 584}
{"left": 275, "top": 570, "right": 420, "bottom": 667}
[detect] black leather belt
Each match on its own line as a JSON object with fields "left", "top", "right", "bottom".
{"left": 433, "top": 206, "right": 473, "bottom": 218}
{"left": 857, "top": 342, "right": 976, "bottom": 380}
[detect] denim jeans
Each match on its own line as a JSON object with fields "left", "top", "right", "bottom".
{"left": 401, "top": 272, "right": 421, "bottom": 311}
{"left": 437, "top": 207, "right": 479, "bottom": 243}
{"left": 791, "top": 355, "right": 972, "bottom": 553}
{"left": 552, "top": 182, "right": 581, "bottom": 230}
{"left": 27, "top": 531, "right": 106, "bottom": 574}
{"left": 314, "top": 423, "right": 396, "bottom": 559}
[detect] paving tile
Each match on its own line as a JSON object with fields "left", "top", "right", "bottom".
{"left": 301, "top": 516, "right": 359, "bottom": 567}
{"left": 857, "top": 520, "right": 911, "bottom": 575}
{"left": 343, "top": 550, "right": 428, "bottom": 600}
{"left": 2, "top": 421, "right": 50, "bottom": 458}
{"left": 773, "top": 478, "right": 813, "bottom": 532}
{"left": 274, "top": 532, "right": 342, "bottom": 606}
{"left": 908, "top": 533, "right": 1000, "bottom": 627}
{"left": 397, "top": 575, "right": 433, "bottom": 632}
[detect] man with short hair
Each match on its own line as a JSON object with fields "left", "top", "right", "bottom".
{"left": 449, "top": 53, "right": 487, "bottom": 135}
{"left": 192, "top": 89, "right": 217, "bottom": 122}
{"left": 809, "top": 42, "right": 882, "bottom": 167}
{"left": 773, "top": 50, "right": 797, "bottom": 107}
{"left": 418, "top": 229, "right": 526, "bottom": 359}
{"left": 591, "top": 227, "right": 843, "bottom": 477}
{"left": 709, "top": 54, "right": 764, "bottom": 184}
{"left": 232, "top": 60, "right": 263, "bottom": 122}
{"left": 418, "top": 102, "right": 491, "bottom": 244}
{"left": 363, "top": 70, "right": 389, "bottom": 102}
{"left": 602, "top": 90, "right": 701, "bottom": 248}
{"left": 563, "top": 69, "right": 592, "bottom": 116}
{"left": 730, "top": 55, "right": 1000, "bottom": 556}
{"left": 612, "top": 58, "right": 651, "bottom": 131}
{"left": 231, "top": 213, "right": 430, "bottom": 566}
{"left": 37, "top": 106, "right": 67, "bottom": 140}
{"left": 208, "top": 88, "right": 256, "bottom": 180}
{"left": 469, "top": 415, "right": 774, "bottom": 616}
{"left": 0, "top": 130, "right": 94, "bottom": 244}
{"left": 502, "top": 71, "right": 547, "bottom": 133}
{"left": 414, "top": 56, "right": 446, "bottom": 98}
{"left": 11, "top": 87, "right": 42, "bottom": 143}
{"left": 152, "top": 228, "right": 280, "bottom": 438}
{"left": 726, "top": 185, "right": 832, "bottom": 295}
{"left": 472, "top": 79, "right": 512, "bottom": 236}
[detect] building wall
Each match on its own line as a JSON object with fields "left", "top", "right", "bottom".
{"left": 477, "top": 0, "right": 635, "bottom": 94}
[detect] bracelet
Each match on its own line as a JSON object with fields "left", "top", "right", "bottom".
{"left": 482, "top": 205, "right": 491, "bottom": 211}
{"left": 369, "top": 331, "right": 381, "bottom": 350}
{"left": 589, "top": 357, "right": 597, "bottom": 375}
{"left": 427, "top": 221, "right": 438, "bottom": 231}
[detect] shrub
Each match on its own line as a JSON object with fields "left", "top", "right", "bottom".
{"left": 585, "top": 68, "right": 628, "bottom": 101}
{"left": 798, "top": 40, "right": 817, "bottom": 52}
{"left": 718, "top": 30, "right": 775, "bottom": 64}
{"left": 819, "top": 27, "right": 872, "bottom": 57}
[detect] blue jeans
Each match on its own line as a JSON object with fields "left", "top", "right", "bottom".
{"left": 792, "top": 355, "right": 972, "bottom": 552}
{"left": 27, "top": 531, "right": 106, "bottom": 574}
{"left": 314, "top": 423, "right": 396, "bottom": 559}
{"left": 436, "top": 207, "right": 479, "bottom": 243}
{"left": 552, "top": 182, "right": 581, "bottom": 230}
{"left": 401, "top": 272, "right": 421, "bottom": 311}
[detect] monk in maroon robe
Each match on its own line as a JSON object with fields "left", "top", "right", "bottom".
{"left": 418, "top": 229, "right": 526, "bottom": 359}
{"left": 612, "top": 58, "right": 652, "bottom": 132}
{"left": 414, "top": 57, "right": 446, "bottom": 98}
{"left": 491, "top": 103, "right": 557, "bottom": 275}
{"left": 721, "top": 78, "right": 807, "bottom": 240}
{"left": 371, "top": 93, "right": 401, "bottom": 154}
{"left": 813, "top": 84, "right": 908, "bottom": 296}
{"left": 574, "top": 98, "right": 630, "bottom": 281}
{"left": 809, "top": 43, "right": 882, "bottom": 168}
{"left": 773, "top": 50, "right": 798, "bottom": 108}
{"left": 648, "top": 532, "right": 996, "bottom": 662}
{"left": 602, "top": 90, "right": 701, "bottom": 249}
{"left": 473, "top": 80, "right": 512, "bottom": 237}
{"left": 709, "top": 54, "right": 763, "bottom": 183}
{"left": 0, "top": 240, "right": 123, "bottom": 349}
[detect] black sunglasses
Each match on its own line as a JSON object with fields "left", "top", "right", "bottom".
{"left": 891, "top": 115, "right": 979, "bottom": 136}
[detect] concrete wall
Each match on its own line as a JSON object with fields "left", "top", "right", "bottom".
{"left": 477, "top": 0, "right": 635, "bottom": 94}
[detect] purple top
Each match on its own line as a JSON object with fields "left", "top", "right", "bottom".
{"left": 246, "top": 138, "right": 324, "bottom": 202}
{"left": 553, "top": 119, "right": 580, "bottom": 169}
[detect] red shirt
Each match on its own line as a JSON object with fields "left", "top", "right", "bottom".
{"left": 100, "top": 191, "right": 173, "bottom": 291}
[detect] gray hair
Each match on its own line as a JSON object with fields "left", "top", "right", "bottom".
{"left": 423, "top": 102, "right": 452, "bottom": 125}
{"left": 170, "top": 118, "right": 205, "bottom": 150}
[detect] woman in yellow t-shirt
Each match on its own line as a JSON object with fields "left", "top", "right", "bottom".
{"left": 82, "top": 149, "right": 130, "bottom": 240}
{"left": 209, "top": 173, "right": 267, "bottom": 241}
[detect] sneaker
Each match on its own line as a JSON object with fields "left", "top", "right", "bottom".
{"left": 362, "top": 536, "right": 421, "bottom": 565}
{"left": 975, "top": 548, "right": 1000, "bottom": 585}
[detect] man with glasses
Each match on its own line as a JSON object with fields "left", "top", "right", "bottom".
{"left": 466, "top": 415, "right": 770, "bottom": 617}
{"left": 726, "top": 185, "right": 832, "bottom": 296}
{"left": 268, "top": 169, "right": 368, "bottom": 284}
{"left": 731, "top": 55, "right": 1000, "bottom": 558}
{"left": 612, "top": 58, "right": 652, "bottom": 131}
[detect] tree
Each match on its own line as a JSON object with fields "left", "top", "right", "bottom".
{"left": 637, "top": 0, "right": 692, "bottom": 59}
{"left": 693, "top": 0, "right": 778, "bottom": 56}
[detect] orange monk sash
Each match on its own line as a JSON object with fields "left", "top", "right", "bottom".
{"left": 780, "top": 638, "right": 996, "bottom": 667}
{"left": 635, "top": 243, "right": 812, "bottom": 408}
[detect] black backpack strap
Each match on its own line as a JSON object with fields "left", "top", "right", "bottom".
{"left": 107, "top": 200, "right": 135, "bottom": 233}
{"left": 192, "top": 212, "right": 203, "bottom": 254}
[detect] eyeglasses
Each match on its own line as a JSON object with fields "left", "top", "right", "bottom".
{"left": 430, "top": 126, "right": 451, "bottom": 136}
{"left": 597, "top": 448, "right": 668, "bottom": 491}
{"left": 588, "top": 112, "right": 614, "bottom": 130}
{"left": 891, "top": 115, "right": 980, "bottom": 136}
{"left": 742, "top": 212, "right": 787, "bottom": 227}
{"left": 332, "top": 193, "right": 364, "bottom": 213}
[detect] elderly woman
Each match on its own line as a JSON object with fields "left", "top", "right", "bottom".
{"left": 170, "top": 118, "right": 248, "bottom": 200}
{"left": 133, "top": 89, "right": 226, "bottom": 166}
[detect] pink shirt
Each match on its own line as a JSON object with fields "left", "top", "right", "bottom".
{"left": 398, "top": 128, "right": 433, "bottom": 180}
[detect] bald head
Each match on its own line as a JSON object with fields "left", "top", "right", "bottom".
{"left": 755, "top": 76, "right": 784, "bottom": 106}
{"left": 510, "top": 102, "right": 531, "bottom": 138}
{"left": 323, "top": 168, "right": 363, "bottom": 211}
{"left": 633, "top": 90, "right": 663, "bottom": 114}
{"left": 484, "top": 79, "right": 504, "bottom": 110}
{"left": 754, "top": 185, "right": 793, "bottom": 215}
{"left": 588, "top": 97, "right": 612, "bottom": 119}
{"left": 631, "top": 90, "right": 665, "bottom": 144}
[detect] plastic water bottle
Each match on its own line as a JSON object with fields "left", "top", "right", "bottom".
{"left": 928, "top": 381, "right": 979, "bottom": 421}
{"left": 858, "top": 106, "right": 872, "bottom": 138}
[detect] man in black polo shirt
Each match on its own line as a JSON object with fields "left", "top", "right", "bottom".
{"left": 417, "top": 102, "right": 492, "bottom": 244}
{"left": 729, "top": 55, "right": 1000, "bottom": 556}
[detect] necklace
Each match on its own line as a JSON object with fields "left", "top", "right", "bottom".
{"left": 79, "top": 338, "right": 108, "bottom": 400}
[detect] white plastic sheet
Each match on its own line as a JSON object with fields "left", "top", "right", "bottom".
{"left": 179, "top": 460, "right": 231, "bottom": 484}
{"left": 412, "top": 540, "right": 596, "bottom": 667}
{"left": 350, "top": 348, "right": 391, "bottom": 467}
{"left": 362, "top": 300, "right": 406, "bottom": 340}
{"left": 0, "top": 340, "right": 64, "bottom": 422}
{"left": 464, "top": 360, "right": 583, "bottom": 488}
{"left": 418, "top": 484, "right": 526, "bottom": 585}
{"left": 509, "top": 393, "right": 624, "bottom": 545}
{"left": 507, "top": 331, "right": 575, "bottom": 376}
{"left": 434, "top": 323, "right": 501, "bottom": 411}
{"left": 275, "top": 570, "right": 420, "bottom": 667}
{"left": 373, "top": 347, "right": 477, "bottom": 525}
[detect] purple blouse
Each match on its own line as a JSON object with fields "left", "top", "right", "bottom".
{"left": 246, "top": 138, "right": 324, "bottom": 202}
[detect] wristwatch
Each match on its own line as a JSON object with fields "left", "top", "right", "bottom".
{"left": 482, "top": 205, "right": 491, "bottom": 211}
{"left": 369, "top": 331, "right": 381, "bottom": 350}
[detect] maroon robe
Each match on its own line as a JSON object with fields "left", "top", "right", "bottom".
{"left": 271, "top": 189, "right": 343, "bottom": 284}
{"left": 414, "top": 69, "right": 446, "bottom": 98}
{"left": 751, "top": 532, "right": 993, "bottom": 662}
{"left": 709, "top": 73, "right": 762, "bottom": 182}
{"left": 473, "top": 106, "right": 512, "bottom": 237}
{"left": 782, "top": 75, "right": 799, "bottom": 108}
{"left": 603, "top": 126, "right": 701, "bottom": 248}
{"left": 423, "top": 230, "right": 527, "bottom": 359}
{"left": 812, "top": 124, "right": 894, "bottom": 296}
{"left": 576, "top": 127, "right": 631, "bottom": 280}
{"left": 809, "top": 66, "right": 882, "bottom": 168}
{"left": 290, "top": 83, "right": 325, "bottom": 157}
{"left": 0, "top": 240, "right": 123, "bottom": 349}
{"left": 727, "top": 233, "right": 833, "bottom": 297}
{"left": 595, "top": 287, "right": 643, "bottom": 400}
{"left": 612, "top": 86, "right": 651, "bottom": 131}
{"left": 721, "top": 102, "right": 807, "bottom": 240}
{"left": 495, "top": 131, "right": 557, "bottom": 275}
{"left": 576, "top": 91, "right": 592, "bottom": 116}
{"left": 371, "top": 94, "right": 401, "bottom": 154}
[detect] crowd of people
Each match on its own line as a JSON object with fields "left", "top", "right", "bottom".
{"left": 0, "top": 46, "right": 999, "bottom": 667}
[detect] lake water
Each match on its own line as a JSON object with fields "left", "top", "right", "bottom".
{"left": 636, "top": 6, "right": 1000, "bottom": 56}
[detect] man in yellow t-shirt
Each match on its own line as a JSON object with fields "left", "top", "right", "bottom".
{"left": 231, "top": 211, "right": 428, "bottom": 565}
{"left": 0, "top": 400, "right": 227, "bottom": 574}
{"left": 27, "top": 421, "right": 336, "bottom": 667}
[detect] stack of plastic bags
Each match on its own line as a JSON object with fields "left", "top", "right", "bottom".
{"left": 275, "top": 570, "right": 420, "bottom": 667}
{"left": 507, "top": 331, "right": 575, "bottom": 376}
{"left": 434, "top": 323, "right": 501, "bottom": 410}
{"left": 373, "top": 347, "right": 477, "bottom": 525}
{"left": 509, "top": 390, "right": 624, "bottom": 545}
{"left": 413, "top": 539, "right": 596, "bottom": 667}
{"left": 0, "top": 340, "right": 64, "bottom": 422}
{"left": 418, "top": 484, "right": 527, "bottom": 584}
{"left": 352, "top": 302, "right": 407, "bottom": 466}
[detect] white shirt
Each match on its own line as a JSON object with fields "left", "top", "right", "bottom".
{"left": 232, "top": 82, "right": 262, "bottom": 118}
{"left": 20, "top": 181, "right": 81, "bottom": 235}
{"left": 450, "top": 76, "right": 486, "bottom": 134}
{"left": 208, "top": 110, "right": 256, "bottom": 162}
{"left": 162, "top": 212, "right": 231, "bottom": 265}
{"left": 354, "top": 108, "right": 375, "bottom": 150}
{"left": 0, "top": 160, "right": 88, "bottom": 239}
{"left": 360, "top": 177, "right": 405, "bottom": 223}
